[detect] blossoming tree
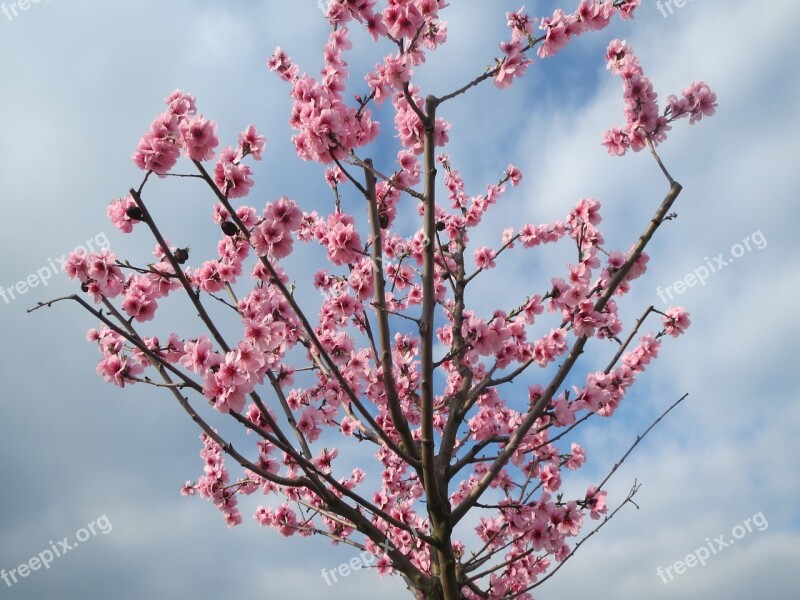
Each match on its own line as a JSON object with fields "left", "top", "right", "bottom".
{"left": 32, "top": 1, "right": 716, "bottom": 598}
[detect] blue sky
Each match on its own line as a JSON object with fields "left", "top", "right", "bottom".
{"left": 1, "top": 1, "right": 798, "bottom": 599}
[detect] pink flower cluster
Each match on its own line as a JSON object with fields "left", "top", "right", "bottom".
{"left": 182, "top": 433, "right": 242, "bottom": 528}
{"left": 88, "top": 327, "right": 144, "bottom": 388}
{"left": 178, "top": 282, "right": 303, "bottom": 415}
{"left": 270, "top": 29, "right": 380, "bottom": 163}
{"left": 131, "top": 89, "right": 265, "bottom": 198}
{"left": 393, "top": 85, "right": 450, "bottom": 153}
{"left": 495, "top": 0, "right": 638, "bottom": 89}
{"left": 603, "top": 40, "right": 717, "bottom": 155}
{"left": 249, "top": 196, "right": 303, "bottom": 259}
{"left": 323, "top": 0, "right": 447, "bottom": 48}
{"left": 64, "top": 248, "right": 125, "bottom": 301}
{"left": 106, "top": 195, "right": 139, "bottom": 233}
{"left": 662, "top": 306, "right": 691, "bottom": 337}
{"left": 133, "top": 90, "right": 199, "bottom": 175}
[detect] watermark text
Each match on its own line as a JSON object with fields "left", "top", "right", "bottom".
{"left": 1, "top": 514, "right": 112, "bottom": 588}
{"left": 321, "top": 538, "right": 394, "bottom": 585}
{"left": 656, "top": 511, "right": 768, "bottom": 584}
{"left": 656, "top": 0, "right": 697, "bottom": 18}
{"left": 656, "top": 229, "right": 766, "bottom": 304}
{"left": 0, "top": 231, "right": 109, "bottom": 306}
{"left": 1, "top": 0, "right": 53, "bottom": 22}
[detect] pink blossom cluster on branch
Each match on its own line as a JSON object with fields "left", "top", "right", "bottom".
{"left": 43, "top": 1, "right": 712, "bottom": 598}
{"left": 603, "top": 39, "right": 718, "bottom": 155}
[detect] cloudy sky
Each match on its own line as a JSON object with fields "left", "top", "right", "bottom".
{"left": 1, "top": 1, "right": 798, "bottom": 599}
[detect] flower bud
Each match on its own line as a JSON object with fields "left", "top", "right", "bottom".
{"left": 126, "top": 206, "right": 145, "bottom": 221}
{"left": 174, "top": 247, "right": 190, "bottom": 264}
{"left": 221, "top": 221, "right": 238, "bottom": 236}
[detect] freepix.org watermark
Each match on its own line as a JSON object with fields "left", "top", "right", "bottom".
{"left": 656, "top": 0, "right": 697, "bottom": 18}
{"left": 656, "top": 229, "right": 766, "bottom": 304}
{"left": 1, "top": 0, "right": 52, "bottom": 22}
{"left": 1, "top": 514, "right": 112, "bottom": 588}
{"left": 0, "top": 231, "right": 110, "bottom": 306}
{"left": 656, "top": 511, "right": 768, "bottom": 584}
{"left": 321, "top": 538, "right": 394, "bottom": 585}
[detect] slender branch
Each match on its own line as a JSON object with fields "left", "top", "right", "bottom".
{"left": 348, "top": 149, "right": 425, "bottom": 200}
{"left": 267, "top": 370, "right": 313, "bottom": 460}
{"left": 129, "top": 187, "right": 231, "bottom": 353}
{"left": 467, "top": 545, "right": 537, "bottom": 585}
{"left": 364, "top": 158, "right": 420, "bottom": 463}
{"left": 462, "top": 523, "right": 509, "bottom": 572}
{"left": 447, "top": 435, "right": 506, "bottom": 478}
{"left": 594, "top": 393, "right": 688, "bottom": 494}
{"left": 332, "top": 153, "right": 369, "bottom": 197}
{"left": 30, "top": 295, "right": 204, "bottom": 394}
{"left": 604, "top": 305, "right": 655, "bottom": 373}
{"left": 436, "top": 36, "right": 544, "bottom": 105}
{"left": 419, "top": 94, "right": 463, "bottom": 600}
{"left": 647, "top": 137, "right": 675, "bottom": 185}
{"left": 403, "top": 81, "right": 430, "bottom": 127}
{"left": 419, "top": 94, "right": 442, "bottom": 510}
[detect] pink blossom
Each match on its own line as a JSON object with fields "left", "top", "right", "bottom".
{"left": 506, "top": 7, "right": 536, "bottom": 41}
{"left": 575, "top": 0, "right": 611, "bottom": 31}
{"left": 555, "top": 501, "right": 583, "bottom": 536}
{"left": 602, "top": 127, "right": 629, "bottom": 156}
{"left": 65, "top": 251, "right": 90, "bottom": 282}
{"left": 181, "top": 337, "right": 217, "bottom": 373}
{"left": 538, "top": 9, "right": 572, "bottom": 58}
{"left": 604, "top": 40, "right": 716, "bottom": 155}
{"left": 322, "top": 212, "right": 363, "bottom": 265}
{"left": 539, "top": 463, "right": 561, "bottom": 493}
{"left": 676, "top": 81, "right": 718, "bottom": 124}
{"left": 96, "top": 355, "right": 143, "bottom": 388}
{"left": 132, "top": 131, "right": 180, "bottom": 175}
{"left": 121, "top": 275, "right": 159, "bottom": 322}
{"left": 67, "top": 9, "right": 712, "bottom": 594}
{"left": 238, "top": 124, "right": 266, "bottom": 160}
{"left": 617, "top": 0, "right": 641, "bottom": 20}
{"left": 267, "top": 47, "right": 298, "bottom": 82}
{"left": 495, "top": 40, "right": 533, "bottom": 89}
{"left": 313, "top": 448, "right": 339, "bottom": 474}
{"left": 214, "top": 146, "right": 254, "bottom": 198}
{"left": 564, "top": 443, "right": 586, "bottom": 470}
{"left": 179, "top": 115, "right": 219, "bottom": 161}
{"left": 585, "top": 486, "right": 607, "bottom": 519}
{"left": 107, "top": 195, "right": 140, "bottom": 233}
{"left": 266, "top": 196, "right": 303, "bottom": 231}
{"left": 367, "top": 53, "right": 412, "bottom": 104}
{"left": 252, "top": 219, "right": 292, "bottom": 259}
{"left": 505, "top": 164, "right": 522, "bottom": 186}
{"left": 474, "top": 246, "right": 496, "bottom": 270}
{"left": 552, "top": 396, "right": 576, "bottom": 426}
{"left": 383, "top": 0, "right": 424, "bottom": 39}
{"left": 164, "top": 89, "right": 197, "bottom": 117}
{"left": 194, "top": 260, "right": 225, "bottom": 293}
{"left": 663, "top": 306, "right": 691, "bottom": 337}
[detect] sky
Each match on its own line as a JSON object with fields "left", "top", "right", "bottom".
{"left": 1, "top": 1, "right": 798, "bottom": 599}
